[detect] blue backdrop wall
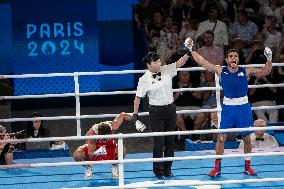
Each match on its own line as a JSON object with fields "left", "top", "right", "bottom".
{"left": 0, "top": 0, "right": 139, "bottom": 95}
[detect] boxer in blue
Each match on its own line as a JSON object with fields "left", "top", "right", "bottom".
{"left": 184, "top": 38, "right": 272, "bottom": 177}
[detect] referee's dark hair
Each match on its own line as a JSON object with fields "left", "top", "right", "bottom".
{"left": 142, "top": 52, "right": 160, "bottom": 66}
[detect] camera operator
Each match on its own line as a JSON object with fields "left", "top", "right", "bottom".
{"left": 0, "top": 125, "right": 16, "bottom": 165}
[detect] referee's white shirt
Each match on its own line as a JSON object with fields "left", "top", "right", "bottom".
{"left": 136, "top": 62, "right": 177, "bottom": 106}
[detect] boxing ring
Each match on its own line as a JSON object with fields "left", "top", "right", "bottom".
{"left": 1, "top": 63, "right": 284, "bottom": 189}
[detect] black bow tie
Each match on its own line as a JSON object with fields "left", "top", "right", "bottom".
{"left": 152, "top": 72, "right": 161, "bottom": 80}
{"left": 152, "top": 72, "right": 161, "bottom": 78}
{"left": 256, "top": 138, "right": 264, "bottom": 141}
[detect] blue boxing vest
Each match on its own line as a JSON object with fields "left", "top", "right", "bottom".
{"left": 220, "top": 67, "right": 248, "bottom": 98}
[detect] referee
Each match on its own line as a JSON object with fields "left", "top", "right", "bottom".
{"left": 133, "top": 44, "right": 192, "bottom": 178}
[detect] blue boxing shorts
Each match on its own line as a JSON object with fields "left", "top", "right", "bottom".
{"left": 220, "top": 103, "right": 253, "bottom": 136}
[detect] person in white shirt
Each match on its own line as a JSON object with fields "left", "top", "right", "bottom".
{"left": 132, "top": 43, "right": 191, "bottom": 178}
{"left": 195, "top": 5, "right": 228, "bottom": 49}
{"left": 239, "top": 119, "right": 279, "bottom": 149}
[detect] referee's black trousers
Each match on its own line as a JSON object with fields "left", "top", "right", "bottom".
{"left": 149, "top": 103, "right": 176, "bottom": 175}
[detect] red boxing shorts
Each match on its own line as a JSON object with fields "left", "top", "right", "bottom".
{"left": 79, "top": 139, "right": 117, "bottom": 161}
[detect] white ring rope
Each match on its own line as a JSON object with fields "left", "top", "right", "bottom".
{"left": 1, "top": 150, "right": 284, "bottom": 168}
{"left": 0, "top": 93, "right": 75, "bottom": 100}
{"left": 1, "top": 83, "right": 284, "bottom": 100}
{"left": 1, "top": 125, "right": 284, "bottom": 144}
{"left": 1, "top": 105, "right": 284, "bottom": 123}
{"left": 1, "top": 63, "right": 283, "bottom": 79}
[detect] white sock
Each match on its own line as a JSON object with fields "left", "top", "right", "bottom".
{"left": 244, "top": 156, "right": 251, "bottom": 161}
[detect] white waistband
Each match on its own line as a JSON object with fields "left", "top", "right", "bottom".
{"left": 223, "top": 96, "right": 248, "bottom": 105}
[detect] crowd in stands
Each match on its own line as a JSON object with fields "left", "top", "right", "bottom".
{"left": 134, "top": 0, "right": 284, "bottom": 142}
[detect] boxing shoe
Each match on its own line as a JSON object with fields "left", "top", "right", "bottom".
{"left": 208, "top": 159, "right": 221, "bottom": 177}
{"left": 244, "top": 160, "right": 257, "bottom": 175}
{"left": 84, "top": 165, "right": 93, "bottom": 180}
{"left": 111, "top": 164, "right": 119, "bottom": 179}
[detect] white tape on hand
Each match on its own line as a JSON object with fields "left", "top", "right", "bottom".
{"left": 264, "top": 47, "right": 272, "bottom": 61}
{"left": 135, "top": 120, "right": 146, "bottom": 132}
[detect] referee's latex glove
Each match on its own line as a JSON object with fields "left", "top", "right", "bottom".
{"left": 184, "top": 37, "right": 194, "bottom": 56}
{"left": 135, "top": 120, "right": 146, "bottom": 132}
{"left": 264, "top": 47, "right": 272, "bottom": 61}
{"left": 93, "top": 146, "right": 107, "bottom": 157}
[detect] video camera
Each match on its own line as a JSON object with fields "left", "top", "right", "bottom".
{"left": 9, "top": 130, "right": 26, "bottom": 139}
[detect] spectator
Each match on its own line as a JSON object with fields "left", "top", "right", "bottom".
{"left": 189, "top": 0, "right": 208, "bottom": 21}
{"left": 134, "top": 0, "right": 164, "bottom": 29}
{"left": 199, "top": 109, "right": 236, "bottom": 141}
{"left": 231, "top": 38, "right": 246, "bottom": 65}
{"left": 170, "top": 0, "right": 188, "bottom": 30}
{"left": 199, "top": 109, "right": 218, "bottom": 141}
{"left": 26, "top": 112, "right": 49, "bottom": 138}
{"left": 230, "top": 9, "right": 259, "bottom": 55}
{"left": 245, "top": 32, "right": 266, "bottom": 65}
{"left": 197, "top": 30, "right": 225, "bottom": 66}
{"left": 261, "top": 15, "right": 282, "bottom": 62}
{"left": 25, "top": 112, "right": 61, "bottom": 150}
{"left": 238, "top": 119, "right": 279, "bottom": 149}
{"left": 179, "top": 18, "right": 197, "bottom": 42}
{"left": 201, "top": 71, "right": 217, "bottom": 107}
{"left": 146, "top": 11, "right": 164, "bottom": 41}
{"left": 174, "top": 36, "right": 188, "bottom": 56}
{"left": 0, "top": 125, "right": 14, "bottom": 165}
{"left": 276, "top": 70, "right": 284, "bottom": 122}
{"left": 199, "top": 0, "right": 225, "bottom": 16}
{"left": 197, "top": 30, "right": 225, "bottom": 106}
{"left": 157, "top": 16, "right": 178, "bottom": 65}
{"left": 279, "top": 39, "right": 284, "bottom": 64}
{"left": 196, "top": 5, "right": 229, "bottom": 49}
{"left": 173, "top": 71, "right": 205, "bottom": 139}
{"left": 261, "top": 0, "right": 282, "bottom": 28}
{"left": 228, "top": 0, "right": 261, "bottom": 28}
